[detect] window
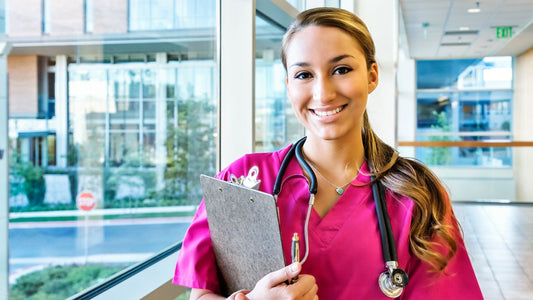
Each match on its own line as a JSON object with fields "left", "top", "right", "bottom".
{"left": 254, "top": 15, "right": 303, "bottom": 152}
{"left": 42, "top": 0, "right": 50, "bottom": 34}
{"left": 129, "top": 0, "right": 216, "bottom": 31}
{"left": 85, "top": 0, "right": 94, "bottom": 33}
{"left": 415, "top": 57, "right": 513, "bottom": 166}
{"left": 7, "top": 0, "right": 217, "bottom": 298}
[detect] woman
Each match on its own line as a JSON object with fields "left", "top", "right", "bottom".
{"left": 173, "top": 7, "right": 483, "bottom": 300}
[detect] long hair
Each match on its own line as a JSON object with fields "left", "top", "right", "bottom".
{"left": 281, "top": 7, "right": 459, "bottom": 272}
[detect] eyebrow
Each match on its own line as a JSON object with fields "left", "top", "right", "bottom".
{"left": 289, "top": 54, "right": 355, "bottom": 69}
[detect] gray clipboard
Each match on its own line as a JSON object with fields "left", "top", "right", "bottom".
{"left": 200, "top": 174, "right": 286, "bottom": 295}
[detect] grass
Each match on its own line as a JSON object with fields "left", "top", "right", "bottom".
{"left": 9, "top": 211, "right": 196, "bottom": 223}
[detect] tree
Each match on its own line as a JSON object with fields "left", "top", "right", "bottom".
{"left": 164, "top": 96, "right": 216, "bottom": 205}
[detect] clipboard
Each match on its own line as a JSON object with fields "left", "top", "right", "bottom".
{"left": 200, "top": 174, "right": 286, "bottom": 295}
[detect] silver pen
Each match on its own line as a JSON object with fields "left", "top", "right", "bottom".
{"left": 291, "top": 232, "right": 300, "bottom": 283}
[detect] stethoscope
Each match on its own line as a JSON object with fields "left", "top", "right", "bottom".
{"left": 272, "top": 137, "right": 409, "bottom": 298}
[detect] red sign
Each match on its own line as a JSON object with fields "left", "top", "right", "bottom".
{"left": 77, "top": 191, "right": 96, "bottom": 211}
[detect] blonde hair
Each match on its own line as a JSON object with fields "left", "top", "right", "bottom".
{"left": 282, "top": 7, "right": 459, "bottom": 272}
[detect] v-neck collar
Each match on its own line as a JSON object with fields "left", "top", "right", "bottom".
{"left": 281, "top": 157, "right": 373, "bottom": 248}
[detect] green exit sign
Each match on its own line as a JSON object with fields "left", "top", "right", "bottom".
{"left": 496, "top": 26, "right": 513, "bottom": 39}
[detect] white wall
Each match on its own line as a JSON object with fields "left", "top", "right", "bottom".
{"left": 514, "top": 46, "right": 533, "bottom": 202}
{"left": 346, "top": 0, "right": 399, "bottom": 147}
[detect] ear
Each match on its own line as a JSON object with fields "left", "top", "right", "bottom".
{"left": 367, "top": 63, "right": 378, "bottom": 94}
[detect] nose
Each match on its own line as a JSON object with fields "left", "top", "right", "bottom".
{"left": 312, "top": 76, "right": 336, "bottom": 103}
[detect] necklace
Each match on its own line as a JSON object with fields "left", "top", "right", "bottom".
{"left": 303, "top": 156, "right": 356, "bottom": 195}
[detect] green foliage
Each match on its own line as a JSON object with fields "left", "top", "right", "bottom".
{"left": 10, "top": 159, "right": 47, "bottom": 207}
{"left": 10, "top": 264, "right": 127, "bottom": 300}
{"left": 163, "top": 98, "right": 217, "bottom": 205}
{"left": 428, "top": 111, "right": 453, "bottom": 165}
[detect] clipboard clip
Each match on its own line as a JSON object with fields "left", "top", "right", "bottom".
{"left": 229, "top": 166, "right": 261, "bottom": 190}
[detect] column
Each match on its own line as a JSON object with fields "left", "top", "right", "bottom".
{"left": 155, "top": 52, "right": 168, "bottom": 190}
{"left": 219, "top": 0, "right": 256, "bottom": 168}
{"left": 0, "top": 42, "right": 9, "bottom": 300}
{"left": 342, "top": 0, "right": 399, "bottom": 146}
{"left": 55, "top": 55, "right": 68, "bottom": 167}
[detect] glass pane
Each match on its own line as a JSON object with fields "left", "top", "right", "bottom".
{"left": 415, "top": 57, "right": 513, "bottom": 167}
{"left": 286, "top": 0, "right": 304, "bottom": 10}
{"left": 7, "top": 0, "right": 218, "bottom": 297}
{"left": 415, "top": 137, "right": 513, "bottom": 167}
{"left": 417, "top": 57, "right": 513, "bottom": 90}
{"left": 254, "top": 14, "right": 304, "bottom": 152}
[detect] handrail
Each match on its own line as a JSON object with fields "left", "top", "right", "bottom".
{"left": 68, "top": 241, "right": 183, "bottom": 300}
{"left": 397, "top": 141, "right": 533, "bottom": 147}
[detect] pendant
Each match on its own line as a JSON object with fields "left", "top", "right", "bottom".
{"left": 335, "top": 187, "right": 344, "bottom": 195}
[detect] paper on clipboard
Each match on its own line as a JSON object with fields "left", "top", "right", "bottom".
{"left": 200, "top": 174, "right": 286, "bottom": 295}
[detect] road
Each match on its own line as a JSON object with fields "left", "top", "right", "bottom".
{"left": 9, "top": 217, "right": 192, "bottom": 280}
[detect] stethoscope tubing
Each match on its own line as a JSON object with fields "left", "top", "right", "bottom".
{"left": 371, "top": 173, "right": 398, "bottom": 263}
{"left": 273, "top": 137, "right": 406, "bottom": 296}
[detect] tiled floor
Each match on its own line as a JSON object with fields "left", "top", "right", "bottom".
{"left": 453, "top": 203, "right": 533, "bottom": 300}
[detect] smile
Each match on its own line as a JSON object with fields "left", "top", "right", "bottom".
{"left": 311, "top": 105, "right": 346, "bottom": 117}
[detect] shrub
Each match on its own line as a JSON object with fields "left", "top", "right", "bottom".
{"left": 10, "top": 264, "right": 126, "bottom": 300}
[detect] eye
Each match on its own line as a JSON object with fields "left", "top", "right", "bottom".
{"left": 333, "top": 66, "right": 353, "bottom": 75}
{"left": 294, "top": 71, "right": 312, "bottom": 80}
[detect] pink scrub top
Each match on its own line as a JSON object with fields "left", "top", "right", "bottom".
{"left": 173, "top": 145, "right": 483, "bottom": 299}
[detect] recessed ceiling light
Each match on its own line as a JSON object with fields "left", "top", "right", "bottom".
{"left": 468, "top": 2, "right": 481, "bottom": 13}
{"left": 460, "top": 26, "right": 470, "bottom": 31}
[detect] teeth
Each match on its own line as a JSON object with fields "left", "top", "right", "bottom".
{"left": 313, "top": 106, "right": 343, "bottom": 116}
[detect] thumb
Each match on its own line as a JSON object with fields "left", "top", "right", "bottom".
{"left": 235, "top": 292, "right": 249, "bottom": 300}
{"left": 261, "top": 262, "right": 301, "bottom": 287}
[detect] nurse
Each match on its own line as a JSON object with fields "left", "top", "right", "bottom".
{"left": 173, "top": 7, "right": 483, "bottom": 300}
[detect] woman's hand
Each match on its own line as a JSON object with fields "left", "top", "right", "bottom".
{"left": 242, "top": 262, "right": 318, "bottom": 300}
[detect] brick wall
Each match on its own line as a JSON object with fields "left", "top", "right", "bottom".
{"left": 7, "top": 55, "right": 39, "bottom": 116}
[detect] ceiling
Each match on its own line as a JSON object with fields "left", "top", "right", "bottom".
{"left": 400, "top": 0, "right": 533, "bottom": 59}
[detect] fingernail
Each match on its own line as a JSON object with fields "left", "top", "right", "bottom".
{"left": 289, "top": 262, "right": 299, "bottom": 273}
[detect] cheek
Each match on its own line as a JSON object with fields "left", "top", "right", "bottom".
{"left": 287, "top": 83, "right": 306, "bottom": 107}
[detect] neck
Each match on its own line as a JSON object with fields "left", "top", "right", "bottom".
{"left": 301, "top": 134, "right": 365, "bottom": 180}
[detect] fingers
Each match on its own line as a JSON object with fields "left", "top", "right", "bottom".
{"left": 299, "top": 276, "right": 319, "bottom": 300}
{"left": 261, "top": 262, "right": 301, "bottom": 287}
{"left": 288, "top": 274, "right": 318, "bottom": 299}
{"left": 234, "top": 292, "right": 249, "bottom": 300}
{"left": 246, "top": 264, "right": 317, "bottom": 299}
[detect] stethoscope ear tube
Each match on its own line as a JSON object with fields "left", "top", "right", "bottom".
{"left": 273, "top": 137, "right": 306, "bottom": 195}
{"left": 294, "top": 138, "right": 317, "bottom": 194}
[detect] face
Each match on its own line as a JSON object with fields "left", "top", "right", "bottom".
{"left": 285, "top": 25, "right": 378, "bottom": 142}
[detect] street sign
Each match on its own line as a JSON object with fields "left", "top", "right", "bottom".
{"left": 496, "top": 26, "right": 513, "bottom": 39}
{"left": 77, "top": 191, "right": 96, "bottom": 211}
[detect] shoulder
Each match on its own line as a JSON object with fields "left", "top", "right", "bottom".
{"left": 216, "top": 145, "right": 293, "bottom": 188}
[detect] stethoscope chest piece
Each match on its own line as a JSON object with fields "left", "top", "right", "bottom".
{"left": 378, "top": 271, "right": 403, "bottom": 298}
{"left": 378, "top": 263, "right": 409, "bottom": 298}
